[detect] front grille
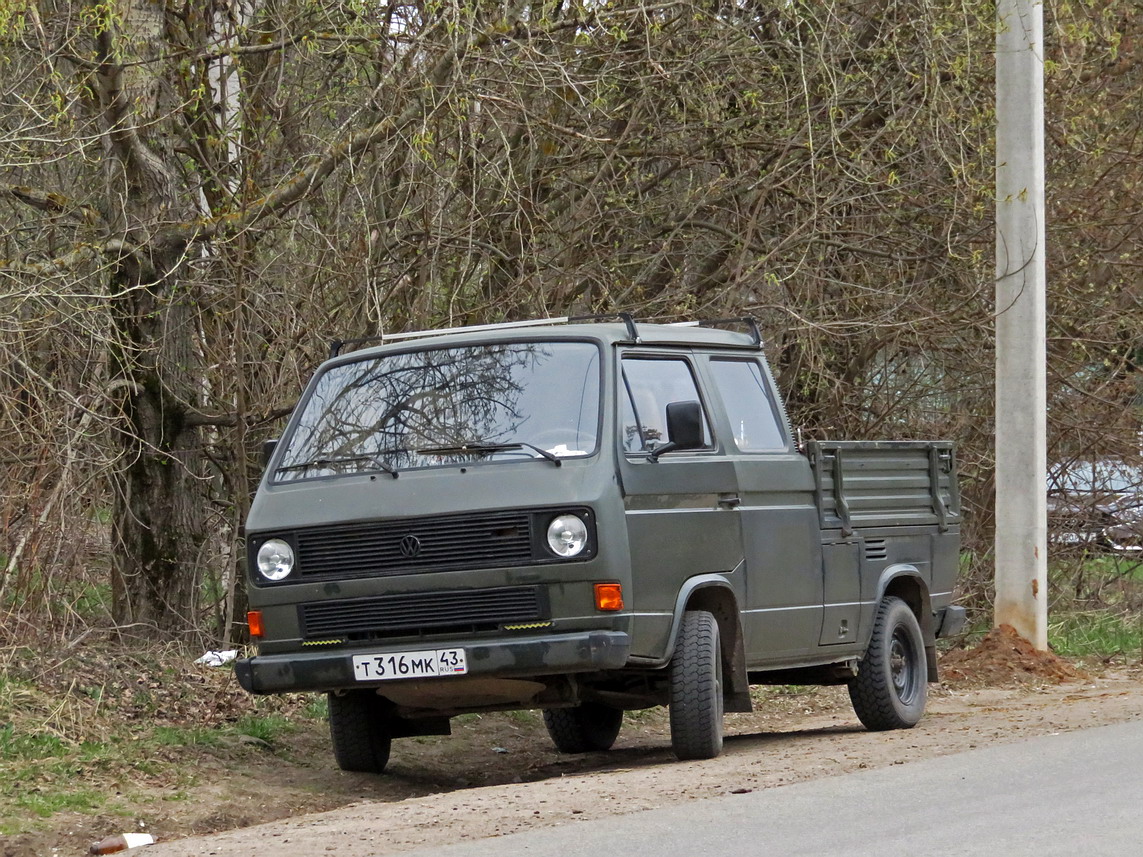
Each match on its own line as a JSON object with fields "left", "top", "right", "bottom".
{"left": 294, "top": 510, "right": 533, "bottom": 580}
{"left": 299, "top": 585, "right": 546, "bottom": 640}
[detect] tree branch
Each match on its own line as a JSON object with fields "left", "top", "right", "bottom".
{"left": 169, "top": 12, "right": 524, "bottom": 246}
{"left": 183, "top": 404, "right": 296, "bottom": 429}
{"left": 0, "top": 238, "right": 147, "bottom": 278}
{"left": 2, "top": 183, "right": 105, "bottom": 227}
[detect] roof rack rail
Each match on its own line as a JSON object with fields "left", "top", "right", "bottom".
{"left": 568, "top": 312, "right": 639, "bottom": 341}
{"left": 666, "top": 317, "right": 763, "bottom": 347}
{"left": 329, "top": 319, "right": 568, "bottom": 357}
{"left": 327, "top": 313, "right": 759, "bottom": 357}
{"left": 327, "top": 335, "right": 385, "bottom": 359}
{"left": 327, "top": 314, "right": 642, "bottom": 357}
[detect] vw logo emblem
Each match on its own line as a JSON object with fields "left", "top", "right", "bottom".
{"left": 399, "top": 534, "right": 422, "bottom": 559}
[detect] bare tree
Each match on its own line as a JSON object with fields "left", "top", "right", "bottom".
{"left": 2, "top": 0, "right": 1140, "bottom": 641}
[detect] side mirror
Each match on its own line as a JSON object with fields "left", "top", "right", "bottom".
{"left": 262, "top": 438, "right": 279, "bottom": 468}
{"left": 649, "top": 401, "right": 704, "bottom": 461}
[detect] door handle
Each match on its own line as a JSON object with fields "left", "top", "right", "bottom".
{"left": 718, "top": 494, "right": 742, "bottom": 509}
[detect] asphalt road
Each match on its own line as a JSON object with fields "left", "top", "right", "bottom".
{"left": 400, "top": 720, "right": 1143, "bottom": 857}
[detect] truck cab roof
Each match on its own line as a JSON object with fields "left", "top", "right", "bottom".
{"left": 328, "top": 317, "right": 764, "bottom": 362}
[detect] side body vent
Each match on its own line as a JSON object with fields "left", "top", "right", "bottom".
{"left": 864, "top": 539, "right": 888, "bottom": 562}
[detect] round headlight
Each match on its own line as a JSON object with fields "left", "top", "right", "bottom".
{"left": 546, "top": 514, "right": 588, "bottom": 558}
{"left": 256, "top": 538, "right": 295, "bottom": 581}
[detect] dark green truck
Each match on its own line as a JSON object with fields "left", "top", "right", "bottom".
{"left": 236, "top": 317, "right": 964, "bottom": 770}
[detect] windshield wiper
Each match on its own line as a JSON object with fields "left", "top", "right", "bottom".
{"left": 276, "top": 453, "right": 399, "bottom": 479}
{"left": 417, "top": 442, "right": 561, "bottom": 467}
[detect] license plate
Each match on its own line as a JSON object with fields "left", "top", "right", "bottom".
{"left": 352, "top": 648, "right": 468, "bottom": 682}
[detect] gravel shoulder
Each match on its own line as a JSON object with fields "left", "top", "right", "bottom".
{"left": 139, "top": 666, "right": 1143, "bottom": 857}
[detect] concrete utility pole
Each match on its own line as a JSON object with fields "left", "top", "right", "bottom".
{"left": 994, "top": 0, "right": 1048, "bottom": 649}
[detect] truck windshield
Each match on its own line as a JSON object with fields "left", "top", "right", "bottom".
{"left": 274, "top": 340, "right": 601, "bottom": 481}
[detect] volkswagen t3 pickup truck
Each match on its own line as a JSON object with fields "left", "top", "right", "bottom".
{"left": 236, "top": 316, "right": 964, "bottom": 771}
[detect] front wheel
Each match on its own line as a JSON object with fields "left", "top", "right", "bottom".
{"left": 328, "top": 691, "right": 393, "bottom": 773}
{"left": 848, "top": 596, "right": 927, "bottom": 731}
{"left": 542, "top": 703, "right": 623, "bottom": 753}
{"left": 669, "top": 609, "right": 724, "bottom": 760}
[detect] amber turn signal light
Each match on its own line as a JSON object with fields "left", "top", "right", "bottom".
{"left": 247, "top": 610, "right": 265, "bottom": 638}
{"left": 594, "top": 582, "right": 624, "bottom": 611}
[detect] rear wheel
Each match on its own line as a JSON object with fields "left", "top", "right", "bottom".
{"left": 542, "top": 703, "right": 624, "bottom": 753}
{"left": 669, "top": 610, "right": 724, "bottom": 760}
{"left": 328, "top": 691, "right": 393, "bottom": 773}
{"left": 848, "top": 596, "right": 927, "bottom": 731}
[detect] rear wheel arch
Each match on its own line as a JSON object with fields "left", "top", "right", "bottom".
{"left": 878, "top": 568, "right": 936, "bottom": 678}
{"left": 848, "top": 595, "right": 928, "bottom": 730}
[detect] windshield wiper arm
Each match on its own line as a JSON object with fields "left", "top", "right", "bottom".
{"left": 276, "top": 454, "right": 399, "bottom": 479}
{"left": 417, "top": 442, "right": 561, "bottom": 467}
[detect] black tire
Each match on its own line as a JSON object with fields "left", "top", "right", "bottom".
{"left": 669, "top": 609, "right": 724, "bottom": 760}
{"left": 848, "top": 596, "right": 928, "bottom": 731}
{"left": 328, "top": 691, "right": 393, "bottom": 773}
{"left": 542, "top": 703, "right": 624, "bottom": 753}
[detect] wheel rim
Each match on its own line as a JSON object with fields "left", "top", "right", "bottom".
{"left": 889, "top": 628, "right": 919, "bottom": 704}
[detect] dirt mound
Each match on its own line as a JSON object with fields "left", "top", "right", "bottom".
{"left": 940, "top": 624, "right": 1087, "bottom": 687}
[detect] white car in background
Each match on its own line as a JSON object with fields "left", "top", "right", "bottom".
{"left": 1048, "top": 459, "right": 1143, "bottom": 553}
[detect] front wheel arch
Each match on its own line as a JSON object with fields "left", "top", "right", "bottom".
{"left": 671, "top": 579, "right": 750, "bottom": 713}
{"left": 542, "top": 703, "right": 623, "bottom": 753}
{"left": 327, "top": 690, "right": 393, "bottom": 773}
{"left": 669, "top": 609, "right": 725, "bottom": 759}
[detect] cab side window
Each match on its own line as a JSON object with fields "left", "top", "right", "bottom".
{"left": 620, "top": 358, "right": 711, "bottom": 453}
{"left": 709, "top": 358, "right": 787, "bottom": 451}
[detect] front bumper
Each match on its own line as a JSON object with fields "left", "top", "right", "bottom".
{"left": 235, "top": 630, "right": 631, "bottom": 694}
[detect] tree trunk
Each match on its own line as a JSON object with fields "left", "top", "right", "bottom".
{"left": 102, "top": 0, "right": 205, "bottom": 635}
{"left": 107, "top": 251, "right": 206, "bottom": 634}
